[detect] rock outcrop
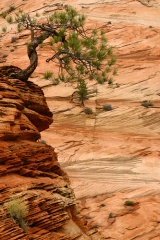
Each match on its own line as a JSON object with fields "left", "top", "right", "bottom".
{"left": 0, "top": 71, "right": 103, "bottom": 239}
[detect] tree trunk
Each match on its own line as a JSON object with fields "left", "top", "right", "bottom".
{"left": 9, "top": 33, "right": 51, "bottom": 81}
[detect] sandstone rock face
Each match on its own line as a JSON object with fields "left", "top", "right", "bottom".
{"left": 1, "top": 0, "right": 160, "bottom": 239}
{"left": 0, "top": 72, "right": 103, "bottom": 239}
{"left": 0, "top": 66, "right": 53, "bottom": 141}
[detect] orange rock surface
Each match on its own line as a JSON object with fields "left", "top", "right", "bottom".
{"left": 1, "top": 0, "right": 160, "bottom": 239}
{"left": 0, "top": 71, "right": 103, "bottom": 239}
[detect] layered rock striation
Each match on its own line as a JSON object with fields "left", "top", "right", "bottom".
{"left": 0, "top": 70, "right": 102, "bottom": 239}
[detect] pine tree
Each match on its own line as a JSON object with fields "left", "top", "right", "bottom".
{"left": 7, "top": 5, "right": 116, "bottom": 105}
{"left": 77, "top": 79, "right": 88, "bottom": 106}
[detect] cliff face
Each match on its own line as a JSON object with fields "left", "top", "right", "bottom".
{"left": 0, "top": 71, "right": 102, "bottom": 240}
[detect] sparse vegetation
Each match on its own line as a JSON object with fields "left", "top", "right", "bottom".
{"left": 113, "top": 69, "right": 117, "bottom": 75}
{"left": 6, "top": 15, "right": 13, "bottom": 24}
{"left": 85, "top": 215, "right": 92, "bottom": 219}
{"left": 6, "top": 196, "right": 29, "bottom": 231}
{"left": 84, "top": 107, "right": 93, "bottom": 115}
{"left": 8, "top": 5, "right": 15, "bottom": 13}
{"left": 39, "top": 139, "right": 46, "bottom": 144}
{"left": 17, "top": 24, "right": 22, "bottom": 32}
{"left": 77, "top": 79, "right": 88, "bottom": 106}
{"left": 2, "top": 54, "right": 8, "bottom": 58}
{"left": 11, "top": 36, "right": 17, "bottom": 43}
{"left": 92, "top": 224, "right": 99, "bottom": 228}
{"left": 2, "top": 26, "right": 7, "bottom": 33}
{"left": 2, "top": 11, "right": 7, "bottom": 19}
{"left": 43, "top": 71, "right": 53, "bottom": 80}
{"left": 100, "top": 203, "right": 106, "bottom": 207}
{"left": 52, "top": 78, "right": 59, "bottom": 85}
{"left": 108, "top": 213, "right": 114, "bottom": 218}
{"left": 141, "top": 100, "right": 153, "bottom": 108}
{"left": 36, "top": 12, "right": 40, "bottom": 17}
{"left": 6, "top": 5, "right": 116, "bottom": 105}
{"left": 124, "top": 200, "right": 134, "bottom": 206}
{"left": 108, "top": 77, "right": 113, "bottom": 85}
{"left": 103, "top": 104, "right": 112, "bottom": 111}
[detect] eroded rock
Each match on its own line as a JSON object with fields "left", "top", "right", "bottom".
{"left": 0, "top": 73, "right": 102, "bottom": 239}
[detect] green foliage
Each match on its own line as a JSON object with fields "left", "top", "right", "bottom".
{"left": 108, "top": 56, "right": 116, "bottom": 66}
{"left": 45, "top": 6, "right": 116, "bottom": 90}
{"left": 6, "top": 196, "right": 29, "bottom": 231}
{"left": 77, "top": 79, "right": 88, "bottom": 106}
{"left": 49, "top": 5, "right": 86, "bottom": 27}
{"left": 17, "top": 24, "right": 22, "bottom": 32}
{"left": 11, "top": 5, "right": 116, "bottom": 105}
{"left": 103, "top": 104, "right": 112, "bottom": 111}
{"left": 39, "top": 139, "right": 46, "bottom": 144}
{"left": 36, "top": 12, "right": 40, "bottom": 17}
{"left": 113, "top": 68, "right": 117, "bottom": 75}
{"left": 1, "top": 6, "right": 15, "bottom": 18}
{"left": 2, "top": 11, "right": 7, "bottom": 19}
{"left": 15, "top": 10, "right": 27, "bottom": 23}
{"left": 124, "top": 200, "right": 134, "bottom": 206}
{"left": 141, "top": 100, "right": 153, "bottom": 108}
{"left": 11, "top": 36, "right": 17, "bottom": 43}
{"left": 8, "top": 5, "right": 15, "bottom": 13}
{"left": 6, "top": 15, "right": 13, "bottom": 24}
{"left": 52, "top": 78, "right": 59, "bottom": 85}
{"left": 84, "top": 107, "right": 93, "bottom": 115}
{"left": 43, "top": 71, "right": 53, "bottom": 80}
{"left": 108, "top": 77, "right": 113, "bottom": 85}
{"left": 2, "top": 26, "right": 7, "bottom": 33}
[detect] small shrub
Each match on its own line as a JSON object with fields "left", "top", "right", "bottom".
{"left": 2, "top": 11, "right": 7, "bottom": 19}
{"left": 11, "top": 37, "right": 17, "bottom": 43}
{"left": 100, "top": 203, "right": 106, "bottom": 207}
{"left": 36, "top": 12, "right": 40, "bottom": 17}
{"left": 84, "top": 107, "right": 93, "bottom": 115}
{"left": 52, "top": 78, "right": 59, "bottom": 85}
{"left": 17, "top": 24, "right": 22, "bottom": 32}
{"left": 124, "top": 200, "right": 134, "bottom": 206}
{"left": 141, "top": 100, "right": 153, "bottom": 108}
{"left": 43, "top": 71, "right": 53, "bottom": 80}
{"left": 103, "top": 104, "right": 112, "bottom": 111}
{"left": 40, "top": 139, "right": 46, "bottom": 144}
{"left": 108, "top": 77, "right": 113, "bottom": 85}
{"left": 6, "top": 196, "right": 29, "bottom": 231}
{"left": 6, "top": 16, "right": 13, "bottom": 24}
{"left": 2, "top": 54, "right": 8, "bottom": 58}
{"left": 2, "top": 26, "right": 7, "bottom": 33}
{"left": 108, "top": 213, "right": 114, "bottom": 218}
{"left": 92, "top": 224, "right": 99, "bottom": 228}
{"left": 8, "top": 5, "right": 15, "bottom": 13}
{"left": 113, "top": 69, "right": 117, "bottom": 76}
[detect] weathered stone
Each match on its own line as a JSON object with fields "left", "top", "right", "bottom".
{"left": 0, "top": 73, "right": 102, "bottom": 239}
